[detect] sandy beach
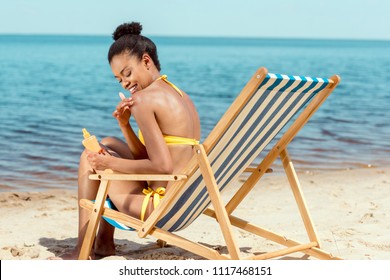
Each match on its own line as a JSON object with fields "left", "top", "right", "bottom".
{"left": 1, "top": 166, "right": 389, "bottom": 260}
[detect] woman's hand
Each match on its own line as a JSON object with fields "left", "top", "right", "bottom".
{"left": 85, "top": 149, "right": 111, "bottom": 171}
{"left": 112, "top": 92, "right": 134, "bottom": 126}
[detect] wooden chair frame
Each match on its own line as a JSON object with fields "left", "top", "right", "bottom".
{"left": 79, "top": 67, "right": 341, "bottom": 260}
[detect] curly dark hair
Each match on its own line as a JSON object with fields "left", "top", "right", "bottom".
{"left": 107, "top": 22, "right": 161, "bottom": 71}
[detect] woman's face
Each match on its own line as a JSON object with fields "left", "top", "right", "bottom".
{"left": 110, "top": 52, "right": 152, "bottom": 95}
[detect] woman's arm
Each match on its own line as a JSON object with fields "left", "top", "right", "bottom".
{"left": 119, "top": 123, "right": 147, "bottom": 159}
{"left": 113, "top": 96, "right": 147, "bottom": 159}
{"left": 89, "top": 96, "right": 173, "bottom": 174}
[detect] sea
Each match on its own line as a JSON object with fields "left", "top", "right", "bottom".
{"left": 1, "top": 35, "right": 390, "bottom": 192}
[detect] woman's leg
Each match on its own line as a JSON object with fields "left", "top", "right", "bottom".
{"left": 93, "top": 137, "right": 148, "bottom": 255}
{"left": 54, "top": 149, "right": 102, "bottom": 260}
{"left": 99, "top": 138, "right": 161, "bottom": 221}
{"left": 76, "top": 150, "right": 102, "bottom": 250}
{"left": 57, "top": 136, "right": 138, "bottom": 259}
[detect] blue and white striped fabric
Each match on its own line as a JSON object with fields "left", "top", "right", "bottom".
{"left": 102, "top": 199, "right": 135, "bottom": 231}
{"left": 155, "top": 73, "right": 330, "bottom": 232}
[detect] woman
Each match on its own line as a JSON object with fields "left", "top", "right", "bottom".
{"left": 64, "top": 22, "right": 200, "bottom": 259}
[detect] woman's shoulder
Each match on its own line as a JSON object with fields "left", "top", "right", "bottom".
{"left": 130, "top": 86, "right": 165, "bottom": 112}
{"left": 134, "top": 83, "right": 180, "bottom": 106}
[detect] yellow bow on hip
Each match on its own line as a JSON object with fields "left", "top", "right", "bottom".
{"left": 140, "top": 187, "right": 166, "bottom": 221}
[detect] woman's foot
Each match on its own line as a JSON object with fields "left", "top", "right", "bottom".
{"left": 93, "top": 239, "right": 116, "bottom": 259}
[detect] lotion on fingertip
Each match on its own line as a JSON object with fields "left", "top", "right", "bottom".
{"left": 119, "top": 92, "right": 126, "bottom": 100}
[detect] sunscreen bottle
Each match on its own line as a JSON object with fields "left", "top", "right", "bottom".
{"left": 82, "top": 128, "right": 101, "bottom": 152}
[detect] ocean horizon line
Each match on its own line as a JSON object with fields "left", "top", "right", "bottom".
{"left": 1, "top": 33, "right": 390, "bottom": 44}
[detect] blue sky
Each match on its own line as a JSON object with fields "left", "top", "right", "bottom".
{"left": 0, "top": 0, "right": 389, "bottom": 40}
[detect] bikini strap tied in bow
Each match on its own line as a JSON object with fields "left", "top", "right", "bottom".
{"left": 157, "top": 75, "right": 183, "bottom": 97}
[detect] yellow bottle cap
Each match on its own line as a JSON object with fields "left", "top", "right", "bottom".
{"left": 82, "top": 128, "right": 91, "bottom": 139}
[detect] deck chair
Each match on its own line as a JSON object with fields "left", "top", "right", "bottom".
{"left": 79, "top": 67, "right": 341, "bottom": 260}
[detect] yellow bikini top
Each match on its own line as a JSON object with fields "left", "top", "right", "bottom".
{"left": 138, "top": 75, "right": 199, "bottom": 146}
{"left": 157, "top": 75, "right": 183, "bottom": 97}
{"left": 139, "top": 130, "right": 199, "bottom": 146}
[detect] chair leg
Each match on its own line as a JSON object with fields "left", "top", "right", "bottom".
{"left": 195, "top": 145, "right": 241, "bottom": 259}
{"left": 78, "top": 179, "right": 110, "bottom": 260}
{"left": 280, "top": 149, "right": 321, "bottom": 247}
{"left": 156, "top": 239, "right": 167, "bottom": 248}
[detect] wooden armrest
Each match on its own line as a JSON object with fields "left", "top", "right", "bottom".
{"left": 89, "top": 173, "right": 187, "bottom": 181}
{"left": 244, "top": 167, "right": 273, "bottom": 173}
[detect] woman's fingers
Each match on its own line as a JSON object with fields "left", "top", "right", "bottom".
{"left": 112, "top": 109, "right": 120, "bottom": 118}
{"left": 112, "top": 96, "right": 134, "bottom": 123}
{"left": 115, "top": 98, "right": 133, "bottom": 111}
{"left": 120, "top": 99, "right": 134, "bottom": 108}
{"left": 85, "top": 150, "right": 109, "bottom": 170}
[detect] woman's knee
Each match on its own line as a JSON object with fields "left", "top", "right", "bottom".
{"left": 79, "top": 149, "right": 89, "bottom": 163}
{"left": 79, "top": 150, "right": 93, "bottom": 171}
{"left": 101, "top": 136, "right": 118, "bottom": 146}
{"left": 101, "top": 136, "right": 132, "bottom": 159}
